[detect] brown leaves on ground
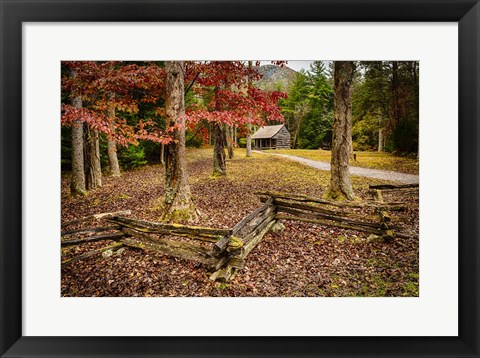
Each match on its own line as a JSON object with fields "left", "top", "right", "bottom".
{"left": 61, "top": 148, "right": 419, "bottom": 297}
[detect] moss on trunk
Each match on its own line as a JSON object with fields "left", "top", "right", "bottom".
{"left": 326, "top": 61, "right": 355, "bottom": 201}
{"left": 162, "top": 61, "right": 197, "bottom": 222}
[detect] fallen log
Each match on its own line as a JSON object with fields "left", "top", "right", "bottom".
{"left": 62, "top": 242, "right": 124, "bottom": 266}
{"left": 369, "top": 184, "right": 419, "bottom": 190}
{"left": 62, "top": 210, "right": 132, "bottom": 228}
{"left": 61, "top": 225, "right": 121, "bottom": 237}
{"left": 61, "top": 232, "right": 127, "bottom": 246}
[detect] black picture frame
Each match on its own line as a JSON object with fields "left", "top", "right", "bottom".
{"left": 1, "top": 0, "right": 479, "bottom": 357}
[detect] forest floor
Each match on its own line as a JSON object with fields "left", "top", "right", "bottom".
{"left": 266, "top": 149, "right": 419, "bottom": 175}
{"left": 61, "top": 148, "right": 419, "bottom": 297}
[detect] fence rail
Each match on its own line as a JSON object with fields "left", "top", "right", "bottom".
{"left": 61, "top": 185, "right": 418, "bottom": 281}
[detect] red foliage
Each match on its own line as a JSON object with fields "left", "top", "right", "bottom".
{"left": 62, "top": 61, "right": 170, "bottom": 145}
{"left": 186, "top": 61, "right": 287, "bottom": 128}
{"left": 61, "top": 61, "right": 287, "bottom": 145}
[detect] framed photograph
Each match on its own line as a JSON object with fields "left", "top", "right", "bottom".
{"left": 1, "top": 0, "right": 479, "bottom": 357}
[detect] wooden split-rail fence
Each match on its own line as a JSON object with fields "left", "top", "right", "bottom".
{"left": 61, "top": 184, "right": 418, "bottom": 281}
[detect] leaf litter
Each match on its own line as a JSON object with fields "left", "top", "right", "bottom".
{"left": 61, "top": 149, "right": 419, "bottom": 297}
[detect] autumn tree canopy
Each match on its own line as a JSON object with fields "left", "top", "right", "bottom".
{"left": 62, "top": 61, "right": 286, "bottom": 148}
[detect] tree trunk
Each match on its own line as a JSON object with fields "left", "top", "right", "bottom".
{"left": 209, "top": 124, "right": 213, "bottom": 146}
{"left": 107, "top": 139, "right": 120, "bottom": 176}
{"left": 159, "top": 143, "right": 165, "bottom": 166}
{"left": 391, "top": 61, "right": 400, "bottom": 127}
{"left": 326, "top": 61, "right": 355, "bottom": 200}
{"left": 246, "top": 61, "right": 253, "bottom": 157}
{"left": 162, "top": 61, "right": 197, "bottom": 222}
{"left": 246, "top": 123, "right": 252, "bottom": 157}
{"left": 226, "top": 124, "right": 234, "bottom": 159}
{"left": 213, "top": 122, "right": 227, "bottom": 176}
{"left": 85, "top": 126, "right": 102, "bottom": 190}
{"left": 107, "top": 105, "right": 121, "bottom": 177}
{"left": 293, "top": 120, "right": 301, "bottom": 149}
{"left": 70, "top": 93, "right": 87, "bottom": 196}
{"left": 234, "top": 127, "right": 238, "bottom": 147}
{"left": 378, "top": 128, "right": 384, "bottom": 152}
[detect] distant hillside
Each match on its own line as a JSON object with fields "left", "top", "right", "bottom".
{"left": 255, "top": 64, "right": 297, "bottom": 92}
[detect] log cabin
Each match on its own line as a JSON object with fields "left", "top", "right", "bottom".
{"left": 251, "top": 124, "right": 291, "bottom": 150}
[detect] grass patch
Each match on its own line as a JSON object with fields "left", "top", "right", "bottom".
{"left": 266, "top": 149, "right": 419, "bottom": 175}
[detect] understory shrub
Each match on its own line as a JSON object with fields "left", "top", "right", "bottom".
{"left": 118, "top": 144, "right": 148, "bottom": 169}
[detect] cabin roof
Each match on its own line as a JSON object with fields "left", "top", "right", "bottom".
{"left": 251, "top": 124, "right": 287, "bottom": 139}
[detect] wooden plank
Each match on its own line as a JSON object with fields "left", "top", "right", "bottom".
{"left": 276, "top": 206, "right": 384, "bottom": 229}
{"left": 372, "top": 189, "right": 384, "bottom": 203}
{"left": 241, "top": 211, "right": 277, "bottom": 244}
{"left": 241, "top": 220, "right": 276, "bottom": 258}
{"left": 111, "top": 216, "right": 230, "bottom": 239}
{"left": 231, "top": 198, "right": 273, "bottom": 236}
{"left": 378, "top": 211, "right": 391, "bottom": 224}
{"left": 213, "top": 205, "right": 276, "bottom": 256}
{"left": 277, "top": 214, "right": 384, "bottom": 236}
{"left": 209, "top": 265, "right": 237, "bottom": 282}
{"left": 272, "top": 198, "right": 381, "bottom": 220}
{"left": 371, "top": 189, "right": 392, "bottom": 224}
{"left": 110, "top": 219, "right": 222, "bottom": 243}
{"left": 256, "top": 191, "right": 406, "bottom": 210}
{"left": 212, "top": 236, "right": 231, "bottom": 254}
{"left": 62, "top": 242, "right": 124, "bottom": 266}
{"left": 276, "top": 214, "right": 416, "bottom": 240}
{"left": 213, "top": 256, "right": 230, "bottom": 271}
{"left": 121, "top": 227, "right": 212, "bottom": 256}
{"left": 62, "top": 210, "right": 132, "bottom": 228}
{"left": 236, "top": 205, "right": 276, "bottom": 239}
{"left": 121, "top": 236, "right": 223, "bottom": 268}
{"left": 263, "top": 197, "right": 343, "bottom": 216}
{"left": 210, "top": 217, "right": 276, "bottom": 282}
{"left": 61, "top": 232, "right": 127, "bottom": 246}
{"left": 369, "top": 183, "right": 419, "bottom": 190}
{"left": 227, "top": 257, "right": 246, "bottom": 269}
{"left": 61, "top": 225, "right": 121, "bottom": 237}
